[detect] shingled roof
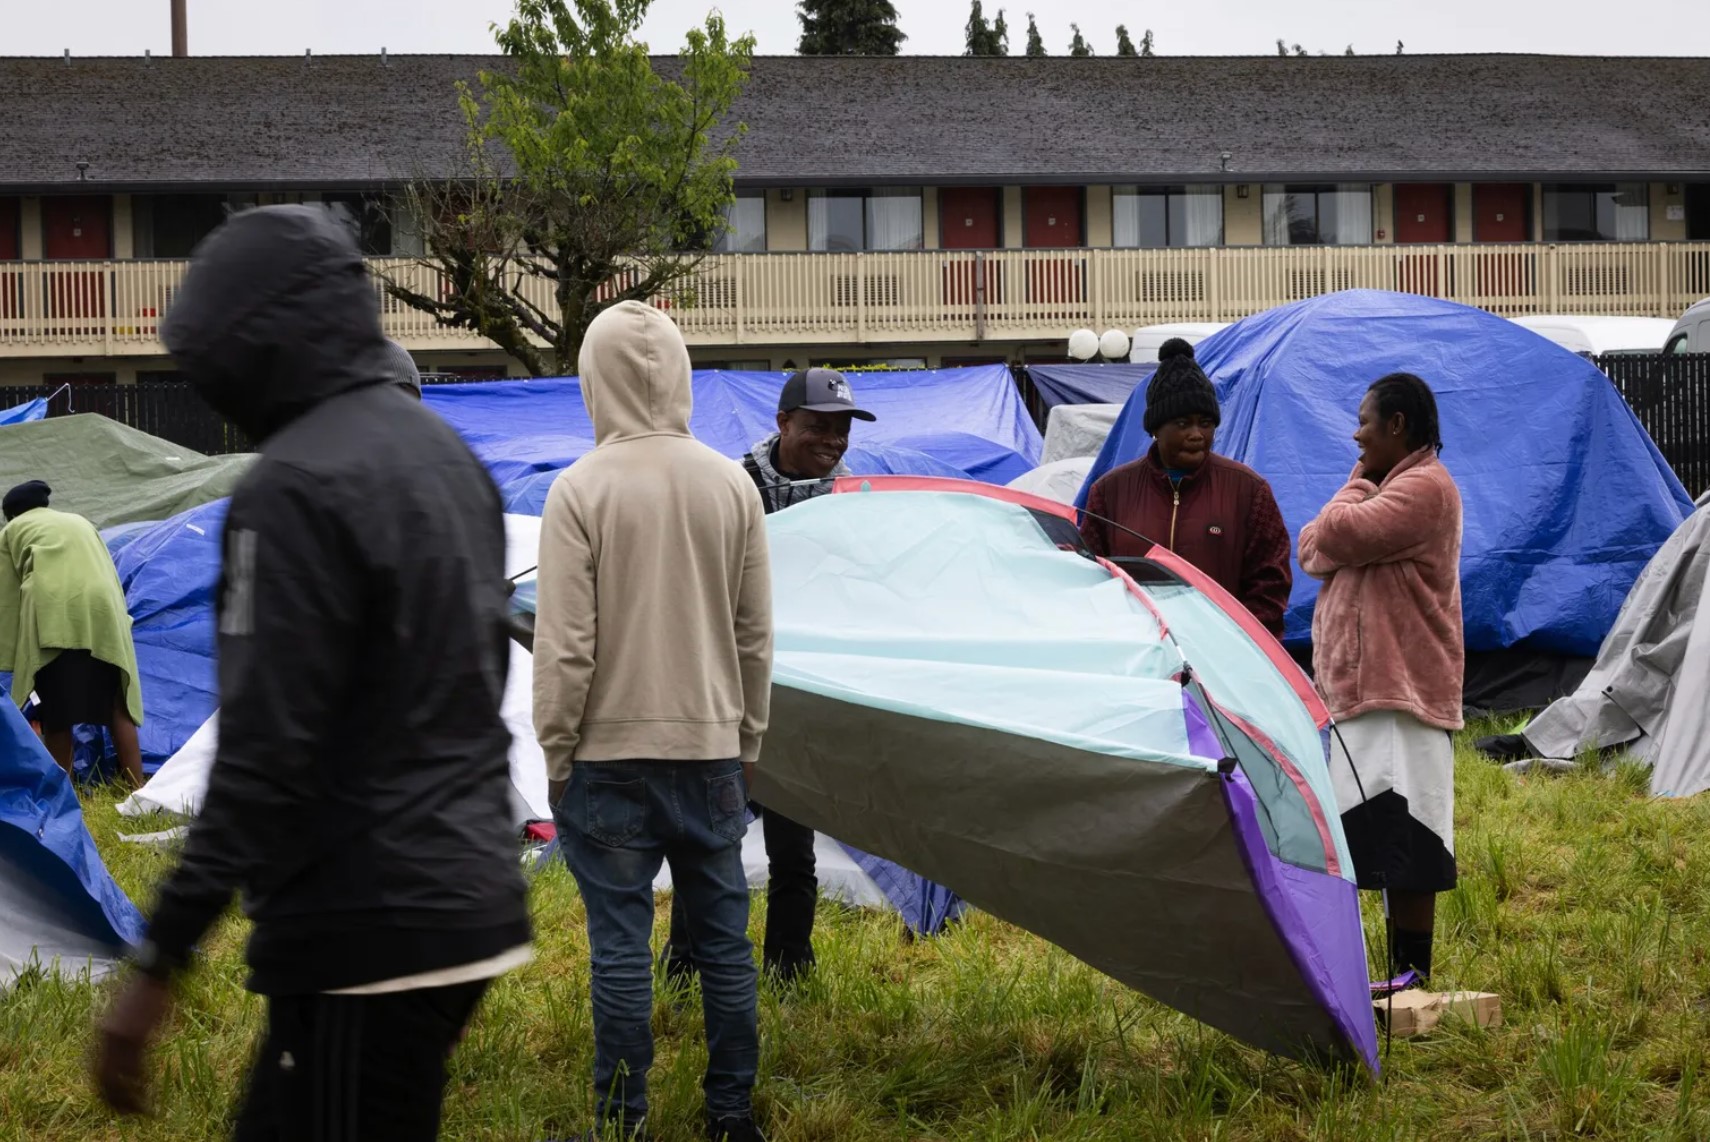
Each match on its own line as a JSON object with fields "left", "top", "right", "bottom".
{"left": 3, "top": 53, "right": 1708, "bottom": 192}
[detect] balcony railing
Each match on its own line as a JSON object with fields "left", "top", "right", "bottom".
{"left": 3, "top": 243, "right": 1707, "bottom": 356}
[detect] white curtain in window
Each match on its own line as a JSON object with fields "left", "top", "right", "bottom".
{"left": 809, "top": 194, "right": 863, "bottom": 252}
{"left": 1262, "top": 186, "right": 1297, "bottom": 245}
{"left": 1178, "top": 186, "right": 1223, "bottom": 247}
{"left": 1329, "top": 185, "right": 1373, "bottom": 245}
{"left": 1112, "top": 186, "right": 1142, "bottom": 247}
{"left": 1613, "top": 183, "right": 1650, "bottom": 242}
{"left": 866, "top": 189, "right": 923, "bottom": 251}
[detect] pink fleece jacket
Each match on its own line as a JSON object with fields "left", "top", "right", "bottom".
{"left": 1298, "top": 448, "right": 1465, "bottom": 730}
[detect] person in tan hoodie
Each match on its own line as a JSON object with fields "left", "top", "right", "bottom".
{"left": 533, "top": 301, "right": 773, "bottom": 1142}
{"left": 1299, "top": 372, "right": 1463, "bottom": 986}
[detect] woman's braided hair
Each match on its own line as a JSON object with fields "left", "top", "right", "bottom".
{"left": 1367, "top": 372, "right": 1444, "bottom": 455}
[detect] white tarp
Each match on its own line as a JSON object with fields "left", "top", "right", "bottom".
{"left": 1524, "top": 499, "right": 1710, "bottom": 797}
{"left": 1039, "top": 404, "right": 1122, "bottom": 466}
{"left": 1007, "top": 457, "right": 1094, "bottom": 506}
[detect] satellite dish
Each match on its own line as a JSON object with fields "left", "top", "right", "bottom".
{"left": 1099, "top": 329, "right": 1131, "bottom": 361}
{"left": 1068, "top": 328, "right": 1099, "bottom": 361}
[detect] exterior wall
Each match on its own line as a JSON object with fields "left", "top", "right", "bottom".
{"left": 922, "top": 186, "right": 940, "bottom": 250}
{"left": 1085, "top": 185, "right": 1114, "bottom": 247}
{"left": 766, "top": 189, "right": 806, "bottom": 251}
{"left": 19, "top": 197, "right": 43, "bottom": 259}
{"left": 1225, "top": 185, "right": 1261, "bottom": 245}
{"left": 1653, "top": 182, "right": 1687, "bottom": 241}
{"left": 1453, "top": 184, "right": 1475, "bottom": 243}
{"left": 1002, "top": 186, "right": 1024, "bottom": 249}
{"left": 1373, "top": 184, "right": 1395, "bottom": 245}
{"left": 1533, "top": 184, "right": 1546, "bottom": 241}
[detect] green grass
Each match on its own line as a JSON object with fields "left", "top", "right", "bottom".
{"left": 7, "top": 732, "right": 1710, "bottom": 1140}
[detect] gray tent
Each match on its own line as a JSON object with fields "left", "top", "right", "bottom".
{"left": 1517, "top": 494, "right": 1710, "bottom": 798}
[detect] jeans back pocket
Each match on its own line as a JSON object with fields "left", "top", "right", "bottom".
{"left": 584, "top": 776, "right": 648, "bottom": 848}
{"left": 705, "top": 769, "right": 749, "bottom": 844}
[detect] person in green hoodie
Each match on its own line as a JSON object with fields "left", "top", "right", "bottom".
{"left": 0, "top": 480, "right": 145, "bottom": 785}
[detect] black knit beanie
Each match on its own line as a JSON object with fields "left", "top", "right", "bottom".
{"left": 1143, "top": 338, "right": 1220, "bottom": 435}
{"left": 2, "top": 480, "right": 51, "bottom": 522}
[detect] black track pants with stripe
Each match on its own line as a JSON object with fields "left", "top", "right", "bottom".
{"left": 231, "top": 980, "right": 487, "bottom": 1142}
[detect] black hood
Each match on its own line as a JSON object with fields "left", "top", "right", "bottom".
{"left": 160, "top": 205, "right": 394, "bottom": 442}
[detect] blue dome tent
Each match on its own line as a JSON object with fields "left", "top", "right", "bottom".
{"left": 1078, "top": 290, "right": 1693, "bottom": 710}
{"left": 0, "top": 698, "right": 144, "bottom": 987}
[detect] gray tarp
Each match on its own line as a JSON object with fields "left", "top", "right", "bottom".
{"left": 1525, "top": 497, "right": 1710, "bottom": 797}
{"left": 0, "top": 415, "right": 252, "bottom": 530}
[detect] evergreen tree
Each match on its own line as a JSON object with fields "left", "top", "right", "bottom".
{"left": 1115, "top": 24, "right": 1136, "bottom": 56}
{"left": 1140, "top": 29, "right": 1154, "bottom": 56}
{"left": 797, "top": 0, "right": 906, "bottom": 56}
{"left": 1276, "top": 38, "right": 1288, "bottom": 56}
{"left": 964, "top": 1, "right": 1006, "bottom": 56}
{"left": 1025, "top": 12, "right": 1046, "bottom": 56}
{"left": 1068, "top": 23, "right": 1093, "bottom": 56}
{"left": 1396, "top": 39, "right": 1405, "bottom": 54}
{"left": 1345, "top": 44, "right": 1355, "bottom": 55}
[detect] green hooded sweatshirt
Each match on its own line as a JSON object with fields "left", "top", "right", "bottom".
{"left": 0, "top": 507, "right": 144, "bottom": 725}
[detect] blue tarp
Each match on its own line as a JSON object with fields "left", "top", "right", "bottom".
{"left": 0, "top": 398, "right": 47, "bottom": 427}
{"left": 425, "top": 367, "right": 1042, "bottom": 514}
{"left": 1026, "top": 363, "right": 1155, "bottom": 409}
{"left": 1079, "top": 290, "right": 1693, "bottom": 655}
{"left": 0, "top": 697, "right": 145, "bottom": 975}
{"left": 105, "top": 501, "right": 229, "bottom": 772}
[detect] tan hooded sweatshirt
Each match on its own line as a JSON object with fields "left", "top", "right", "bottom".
{"left": 532, "top": 301, "right": 773, "bottom": 779}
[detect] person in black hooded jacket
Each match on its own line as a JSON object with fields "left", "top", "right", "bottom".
{"left": 93, "top": 205, "right": 531, "bottom": 1141}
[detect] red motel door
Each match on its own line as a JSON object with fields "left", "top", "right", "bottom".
{"left": 940, "top": 187, "right": 1002, "bottom": 308}
{"left": 1394, "top": 184, "right": 1452, "bottom": 295}
{"left": 42, "top": 196, "right": 112, "bottom": 325}
{"left": 1023, "top": 187, "right": 1083, "bottom": 306}
{"left": 0, "top": 197, "right": 19, "bottom": 322}
{"left": 1472, "top": 184, "right": 1532, "bottom": 300}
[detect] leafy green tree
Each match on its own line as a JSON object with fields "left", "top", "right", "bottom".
{"left": 1069, "top": 23, "right": 1093, "bottom": 56}
{"left": 387, "top": 0, "right": 753, "bottom": 376}
{"left": 797, "top": 0, "right": 906, "bottom": 55}
{"left": 1115, "top": 25, "right": 1136, "bottom": 56}
{"left": 1025, "top": 12, "right": 1046, "bottom": 56}
{"left": 994, "top": 10, "right": 1010, "bottom": 54}
{"left": 1140, "top": 29, "right": 1155, "bottom": 56}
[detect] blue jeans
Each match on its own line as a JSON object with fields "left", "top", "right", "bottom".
{"left": 555, "top": 759, "right": 758, "bottom": 1127}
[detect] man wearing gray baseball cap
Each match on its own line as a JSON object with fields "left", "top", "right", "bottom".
{"left": 665, "top": 366, "right": 875, "bottom": 985}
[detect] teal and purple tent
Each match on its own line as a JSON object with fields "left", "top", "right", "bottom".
{"left": 754, "top": 477, "right": 1377, "bottom": 1069}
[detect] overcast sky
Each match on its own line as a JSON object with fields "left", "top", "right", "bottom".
{"left": 8, "top": 0, "right": 1707, "bottom": 58}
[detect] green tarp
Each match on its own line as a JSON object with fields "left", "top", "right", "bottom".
{"left": 0, "top": 416, "right": 251, "bottom": 531}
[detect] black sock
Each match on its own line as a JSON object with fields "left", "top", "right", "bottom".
{"left": 1390, "top": 927, "right": 1434, "bottom": 983}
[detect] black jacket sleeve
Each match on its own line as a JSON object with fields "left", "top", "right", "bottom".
{"left": 136, "top": 463, "right": 363, "bottom": 978}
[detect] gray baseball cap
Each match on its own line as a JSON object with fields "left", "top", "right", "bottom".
{"left": 778, "top": 367, "right": 876, "bottom": 422}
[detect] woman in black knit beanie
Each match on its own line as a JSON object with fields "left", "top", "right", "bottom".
{"left": 1078, "top": 339, "right": 1295, "bottom": 639}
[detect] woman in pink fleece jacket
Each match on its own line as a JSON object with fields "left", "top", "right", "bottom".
{"left": 1299, "top": 372, "right": 1463, "bottom": 984}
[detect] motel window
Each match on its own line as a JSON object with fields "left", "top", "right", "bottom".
{"left": 1262, "top": 184, "right": 1374, "bottom": 246}
{"left": 132, "top": 194, "right": 256, "bottom": 258}
{"left": 1112, "top": 185, "right": 1224, "bottom": 248}
{"left": 1542, "top": 184, "right": 1650, "bottom": 242}
{"left": 713, "top": 192, "right": 768, "bottom": 253}
{"left": 808, "top": 188, "right": 924, "bottom": 252}
{"left": 324, "top": 193, "right": 396, "bottom": 256}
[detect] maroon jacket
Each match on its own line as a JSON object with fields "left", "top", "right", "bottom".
{"left": 1080, "top": 447, "right": 1293, "bottom": 638}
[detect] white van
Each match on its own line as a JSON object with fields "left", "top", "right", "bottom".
{"left": 1666, "top": 299, "right": 1710, "bottom": 355}
{"left": 1511, "top": 315, "right": 1676, "bottom": 358}
{"left": 1128, "top": 322, "right": 1230, "bottom": 364}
